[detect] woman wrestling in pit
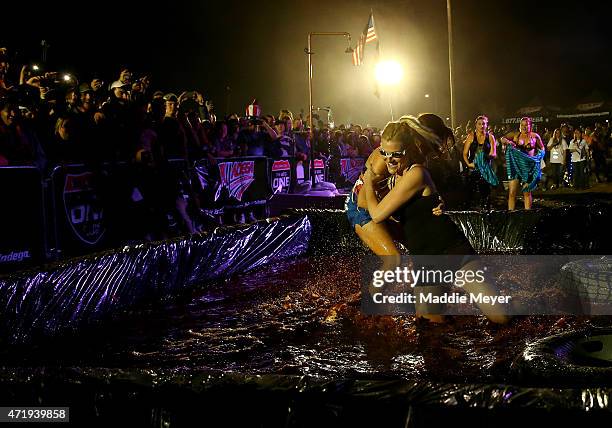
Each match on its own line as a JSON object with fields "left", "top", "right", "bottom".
{"left": 361, "top": 115, "right": 509, "bottom": 324}
{"left": 345, "top": 149, "right": 402, "bottom": 257}
{"left": 345, "top": 127, "right": 443, "bottom": 257}
{"left": 500, "top": 117, "right": 545, "bottom": 210}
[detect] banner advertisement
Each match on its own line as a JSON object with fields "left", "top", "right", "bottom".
{"left": 51, "top": 165, "right": 106, "bottom": 255}
{"left": 213, "top": 157, "right": 270, "bottom": 208}
{"left": 269, "top": 159, "right": 292, "bottom": 194}
{"left": 340, "top": 157, "right": 365, "bottom": 184}
{"left": 313, "top": 159, "right": 326, "bottom": 184}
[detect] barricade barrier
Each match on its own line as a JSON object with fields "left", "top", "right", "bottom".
{"left": 49, "top": 164, "right": 109, "bottom": 257}
{"left": 0, "top": 155, "right": 335, "bottom": 271}
{"left": 0, "top": 167, "right": 46, "bottom": 272}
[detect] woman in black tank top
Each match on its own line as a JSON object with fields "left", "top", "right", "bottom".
{"left": 362, "top": 115, "right": 509, "bottom": 324}
{"left": 462, "top": 115, "right": 497, "bottom": 209}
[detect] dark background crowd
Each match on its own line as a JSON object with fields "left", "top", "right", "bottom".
{"left": 0, "top": 46, "right": 386, "bottom": 241}
{"left": 2, "top": 45, "right": 612, "bottom": 243}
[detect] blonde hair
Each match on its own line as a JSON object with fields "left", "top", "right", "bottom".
{"left": 381, "top": 115, "right": 442, "bottom": 165}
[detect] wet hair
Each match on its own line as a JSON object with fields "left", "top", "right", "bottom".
{"left": 381, "top": 115, "right": 442, "bottom": 166}
{"left": 417, "top": 113, "right": 456, "bottom": 160}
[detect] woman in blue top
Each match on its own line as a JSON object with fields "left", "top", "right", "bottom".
{"left": 462, "top": 115, "right": 498, "bottom": 209}
{"left": 500, "top": 117, "right": 545, "bottom": 210}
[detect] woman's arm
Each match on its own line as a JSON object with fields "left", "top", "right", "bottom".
{"left": 534, "top": 133, "right": 545, "bottom": 151}
{"left": 489, "top": 133, "right": 497, "bottom": 158}
{"left": 500, "top": 132, "right": 517, "bottom": 147}
{"left": 569, "top": 140, "right": 579, "bottom": 153}
{"left": 462, "top": 133, "right": 473, "bottom": 167}
{"left": 364, "top": 166, "right": 426, "bottom": 224}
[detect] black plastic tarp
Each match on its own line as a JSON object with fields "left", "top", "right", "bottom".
{"left": 0, "top": 216, "right": 311, "bottom": 344}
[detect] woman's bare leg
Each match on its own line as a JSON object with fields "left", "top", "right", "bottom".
{"left": 355, "top": 222, "right": 444, "bottom": 323}
{"left": 508, "top": 179, "right": 519, "bottom": 210}
{"left": 460, "top": 259, "right": 510, "bottom": 324}
{"left": 523, "top": 191, "right": 532, "bottom": 210}
{"left": 355, "top": 221, "right": 400, "bottom": 257}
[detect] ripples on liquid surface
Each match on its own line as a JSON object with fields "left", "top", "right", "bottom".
{"left": 9, "top": 255, "right": 611, "bottom": 386}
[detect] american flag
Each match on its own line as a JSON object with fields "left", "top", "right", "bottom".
{"left": 365, "top": 13, "right": 377, "bottom": 43}
{"left": 352, "top": 12, "right": 377, "bottom": 66}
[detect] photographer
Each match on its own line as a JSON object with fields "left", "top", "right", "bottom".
{"left": 546, "top": 128, "right": 567, "bottom": 189}
{"left": 236, "top": 116, "right": 277, "bottom": 156}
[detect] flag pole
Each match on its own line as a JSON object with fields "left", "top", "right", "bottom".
{"left": 447, "top": 0, "right": 456, "bottom": 130}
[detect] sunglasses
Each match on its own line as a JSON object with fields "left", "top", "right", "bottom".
{"left": 379, "top": 148, "right": 406, "bottom": 159}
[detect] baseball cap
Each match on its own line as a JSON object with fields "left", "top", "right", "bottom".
{"left": 110, "top": 81, "right": 129, "bottom": 90}
{"left": 163, "top": 93, "right": 178, "bottom": 102}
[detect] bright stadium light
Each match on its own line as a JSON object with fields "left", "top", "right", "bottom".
{"left": 375, "top": 60, "right": 403, "bottom": 86}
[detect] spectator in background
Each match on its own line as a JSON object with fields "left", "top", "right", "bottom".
{"left": 371, "top": 132, "right": 381, "bottom": 148}
{"left": 45, "top": 115, "right": 81, "bottom": 164}
{"left": 110, "top": 67, "right": 132, "bottom": 90}
{"left": 313, "top": 127, "right": 330, "bottom": 158}
{"left": 0, "top": 98, "right": 46, "bottom": 169}
{"left": 590, "top": 123, "right": 607, "bottom": 183}
{"left": 569, "top": 128, "right": 588, "bottom": 189}
{"left": 0, "top": 48, "right": 11, "bottom": 97}
{"left": 236, "top": 117, "right": 277, "bottom": 156}
{"left": 546, "top": 128, "right": 567, "bottom": 189}
{"left": 212, "top": 121, "right": 234, "bottom": 158}
{"left": 264, "top": 114, "right": 275, "bottom": 127}
{"left": 158, "top": 93, "right": 187, "bottom": 160}
{"left": 101, "top": 81, "right": 132, "bottom": 160}
{"left": 560, "top": 122, "right": 573, "bottom": 182}
{"left": 90, "top": 74, "right": 106, "bottom": 107}
{"left": 273, "top": 118, "right": 294, "bottom": 157}
{"left": 64, "top": 87, "right": 80, "bottom": 114}
{"left": 357, "top": 134, "right": 373, "bottom": 157}
{"left": 139, "top": 73, "right": 152, "bottom": 98}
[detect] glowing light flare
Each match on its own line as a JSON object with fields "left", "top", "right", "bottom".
{"left": 375, "top": 60, "right": 403, "bottom": 86}
{"left": 63, "top": 74, "right": 72, "bottom": 82}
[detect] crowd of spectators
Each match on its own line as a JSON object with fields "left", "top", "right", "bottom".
{"left": 0, "top": 46, "right": 385, "bottom": 240}
{"left": 2, "top": 45, "right": 612, "bottom": 241}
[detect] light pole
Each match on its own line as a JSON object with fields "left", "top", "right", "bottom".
{"left": 306, "top": 32, "right": 353, "bottom": 185}
{"left": 447, "top": 0, "right": 456, "bottom": 129}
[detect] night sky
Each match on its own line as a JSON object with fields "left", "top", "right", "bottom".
{"left": 3, "top": 0, "right": 612, "bottom": 127}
